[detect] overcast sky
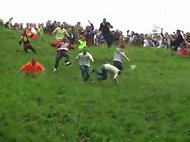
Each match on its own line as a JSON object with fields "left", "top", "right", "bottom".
{"left": 0, "top": 0, "right": 189, "bottom": 33}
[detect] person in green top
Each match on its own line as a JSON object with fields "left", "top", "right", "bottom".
{"left": 37, "top": 24, "right": 44, "bottom": 41}
{"left": 77, "top": 35, "right": 87, "bottom": 51}
{"left": 52, "top": 24, "right": 69, "bottom": 41}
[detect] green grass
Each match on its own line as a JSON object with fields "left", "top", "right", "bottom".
{"left": 0, "top": 26, "right": 190, "bottom": 142}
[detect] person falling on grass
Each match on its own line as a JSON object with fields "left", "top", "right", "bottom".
{"left": 16, "top": 58, "right": 45, "bottom": 77}
{"left": 113, "top": 35, "right": 135, "bottom": 71}
{"left": 76, "top": 48, "right": 95, "bottom": 82}
{"left": 53, "top": 37, "right": 72, "bottom": 72}
{"left": 19, "top": 29, "right": 37, "bottom": 54}
{"left": 92, "top": 63, "right": 121, "bottom": 86}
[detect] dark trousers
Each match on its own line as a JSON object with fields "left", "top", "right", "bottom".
{"left": 103, "top": 33, "right": 113, "bottom": 48}
{"left": 80, "top": 65, "right": 90, "bottom": 81}
{"left": 54, "top": 51, "right": 69, "bottom": 69}
{"left": 113, "top": 60, "right": 123, "bottom": 70}
{"left": 24, "top": 44, "right": 36, "bottom": 54}
{"left": 96, "top": 67, "right": 107, "bottom": 80}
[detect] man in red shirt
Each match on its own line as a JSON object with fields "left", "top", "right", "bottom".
{"left": 16, "top": 58, "right": 45, "bottom": 77}
{"left": 19, "top": 29, "right": 37, "bottom": 54}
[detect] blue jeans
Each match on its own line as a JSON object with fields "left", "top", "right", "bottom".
{"left": 80, "top": 65, "right": 90, "bottom": 81}
{"left": 96, "top": 67, "right": 107, "bottom": 80}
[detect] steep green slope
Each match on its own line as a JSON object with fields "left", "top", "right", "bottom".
{"left": 0, "top": 26, "right": 190, "bottom": 142}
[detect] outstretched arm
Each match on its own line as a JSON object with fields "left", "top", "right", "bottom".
{"left": 108, "top": 22, "right": 113, "bottom": 28}
{"left": 19, "top": 36, "right": 23, "bottom": 45}
{"left": 15, "top": 70, "right": 22, "bottom": 77}
{"left": 120, "top": 51, "right": 133, "bottom": 64}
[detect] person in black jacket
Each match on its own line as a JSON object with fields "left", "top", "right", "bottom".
{"left": 172, "top": 30, "right": 184, "bottom": 51}
{"left": 99, "top": 18, "right": 113, "bottom": 49}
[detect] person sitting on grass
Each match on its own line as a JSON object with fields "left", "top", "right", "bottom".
{"left": 176, "top": 42, "right": 190, "bottom": 55}
{"left": 16, "top": 58, "right": 45, "bottom": 77}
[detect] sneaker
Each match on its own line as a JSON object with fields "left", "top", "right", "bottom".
{"left": 91, "top": 68, "right": 96, "bottom": 73}
{"left": 65, "top": 62, "right": 71, "bottom": 66}
{"left": 53, "top": 68, "right": 57, "bottom": 72}
{"left": 89, "top": 78, "right": 95, "bottom": 83}
{"left": 131, "top": 64, "right": 136, "bottom": 70}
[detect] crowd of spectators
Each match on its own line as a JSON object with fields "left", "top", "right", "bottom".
{"left": 1, "top": 17, "right": 190, "bottom": 51}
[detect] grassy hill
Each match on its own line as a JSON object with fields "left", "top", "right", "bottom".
{"left": 0, "top": 26, "right": 190, "bottom": 142}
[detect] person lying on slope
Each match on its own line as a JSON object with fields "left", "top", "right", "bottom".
{"left": 16, "top": 58, "right": 45, "bottom": 77}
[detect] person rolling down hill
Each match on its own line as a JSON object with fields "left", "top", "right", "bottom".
{"left": 19, "top": 29, "right": 37, "bottom": 54}
{"left": 76, "top": 48, "right": 95, "bottom": 82}
{"left": 92, "top": 63, "right": 121, "bottom": 85}
{"left": 53, "top": 37, "right": 72, "bottom": 72}
{"left": 16, "top": 58, "right": 45, "bottom": 77}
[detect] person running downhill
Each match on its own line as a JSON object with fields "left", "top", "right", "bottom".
{"left": 99, "top": 18, "right": 113, "bottom": 49}
{"left": 53, "top": 37, "right": 72, "bottom": 72}
{"left": 52, "top": 24, "right": 69, "bottom": 41}
{"left": 19, "top": 29, "right": 37, "bottom": 54}
{"left": 76, "top": 48, "right": 95, "bottom": 82}
{"left": 113, "top": 35, "right": 135, "bottom": 70}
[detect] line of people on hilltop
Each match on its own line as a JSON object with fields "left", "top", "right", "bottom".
{"left": 127, "top": 28, "right": 190, "bottom": 52}
{"left": 1, "top": 17, "right": 127, "bottom": 48}
{"left": 3, "top": 17, "right": 190, "bottom": 53}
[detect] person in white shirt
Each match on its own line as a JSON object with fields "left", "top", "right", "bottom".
{"left": 53, "top": 38, "right": 71, "bottom": 72}
{"left": 143, "top": 39, "right": 150, "bottom": 47}
{"left": 93, "top": 63, "right": 121, "bottom": 85}
{"left": 76, "top": 48, "right": 95, "bottom": 81}
{"left": 113, "top": 46, "right": 135, "bottom": 71}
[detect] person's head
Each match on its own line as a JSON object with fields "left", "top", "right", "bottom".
{"left": 180, "top": 42, "right": 186, "bottom": 49}
{"left": 31, "top": 58, "right": 37, "bottom": 66}
{"left": 82, "top": 48, "right": 87, "bottom": 55}
{"left": 60, "top": 24, "right": 64, "bottom": 29}
{"left": 77, "top": 22, "right": 81, "bottom": 26}
{"left": 80, "top": 35, "right": 85, "bottom": 40}
{"left": 63, "top": 37, "right": 70, "bottom": 43}
{"left": 22, "top": 29, "right": 27, "bottom": 35}
{"left": 176, "top": 29, "right": 181, "bottom": 35}
{"left": 38, "top": 23, "right": 41, "bottom": 28}
{"left": 103, "top": 18, "right": 106, "bottom": 23}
